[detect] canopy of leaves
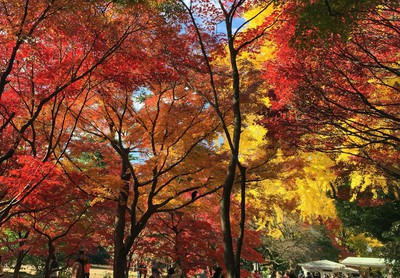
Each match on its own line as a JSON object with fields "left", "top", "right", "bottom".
{"left": 2, "top": 0, "right": 399, "bottom": 276}
{"left": 263, "top": 1, "right": 400, "bottom": 184}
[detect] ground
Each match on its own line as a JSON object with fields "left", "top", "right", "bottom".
{"left": 2, "top": 265, "right": 137, "bottom": 278}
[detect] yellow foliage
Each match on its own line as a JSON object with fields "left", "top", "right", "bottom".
{"left": 214, "top": 4, "right": 347, "bottom": 239}
{"left": 346, "top": 233, "right": 383, "bottom": 255}
{"left": 248, "top": 152, "right": 338, "bottom": 237}
{"left": 239, "top": 6, "right": 277, "bottom": 68}
{"left": 349, "top": 170, "right": 388, "bottom": 201}
{"left": 336, "top": 150, "right": 389, "bottom": 200}
{"left": 239, "top": 115, "right": 268, "bottom": 163}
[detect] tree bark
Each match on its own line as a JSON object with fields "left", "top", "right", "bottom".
{"left": 219, "top": 10, "right": 246, "bottom": 278}
{"left": 13, "top": 251, "right": 26, "bottom": 278}
{"left": 113, "top": 163, "right": 130, "bottom": 278}
{"left": 44, "top": 241, "right": 55, "bottom": 278}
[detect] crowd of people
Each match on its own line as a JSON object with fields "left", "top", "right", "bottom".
{"left": 134, "top": 261, "right": 224, "bottom": 278}
{"left": 270, "top": 270, "right": 357, "bottom": 278}
{"left": 270, "top": 270, "right": 300, "bottom": 278}
{"left": 136, "top": 260, "right": 184, "bottom": 278}
{"left": 46, "top": 252, "right": 223, "bottom": 278}
{"left": 0, "top": 253, "right": 366, "bottom": 278}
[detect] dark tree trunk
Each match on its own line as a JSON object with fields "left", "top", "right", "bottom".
{"left": 44, "top": 242, "right": 56, "bottom": 278}
{"left": 13, "top": 251, "right": 26, "bottom": 278}
{"left": 13, "top": 231, "right": 30, "bottom": 278}
{"left": 113, "top": 181, "right": 129, "bottom": 278}
{"left": 219, "top": 9, "right": 247, "bottom": 278}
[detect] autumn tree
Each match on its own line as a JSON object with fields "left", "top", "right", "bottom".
{"left": 175, "top": 1, "right": 291, "bottom": 277}
{"left": 0, "top": 222, "right": 31, "bottom": 278}
{"left": 28, "top": 185, "right": 91, "bottom": 278}
{"left": 0, "top": 158, "right": 102, "bottom": 278}
{"left": 0, "top": 0, "right": 148, "bottom": 226}
{"left": 244, "top": 150, "right": 344, "bottom": 271}
{"left": 0, "top": 2, "right": 179, "bottom": 278}
{"left": 263, "top": 1, "right": 400, "bottom": 183}
{"left": 260, "top": 216, "right": 342, "bottom": 272}
{"left": 261, "top": 0, "right": 399, "bottom": 266}
{"left": 140, "top": 209, "right": 221, "bottom": 274}
{"left": 136, "top": 190, "right": 264, "bottom": 276}
{"left": 62, "top": 8, "right": 228, "bottom": 275}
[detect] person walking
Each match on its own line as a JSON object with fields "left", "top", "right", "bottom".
{"left": 151, "top": 261, "right": 161, "bottom": 278}
{"left": 167, "top": 263, "right": 182, "bottom": 278}
{"left": 83, "top": 255, "right": 91, "bottom": 278}
{"left": 137, "top": 261, "right": 147, "bottom": 278}
{"left": 71, "top": 251, "right": 85, "bottom": 278}
{"left": 212, "top": 267, "right": 224, "bottom": 278}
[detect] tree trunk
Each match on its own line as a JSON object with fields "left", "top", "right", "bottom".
{"left": 13, "top": 251, "right": 26, "bottom": 278}
{"left": 44, "top": 242, "right": 56, "bottom": 278}
{"left": 235, "top": 166, "right": 247, "bottom": 275}
{"left": 220, "top": 158, "right": 238, "bottom": 278}
{"left": 13, "top": 231, "right": 30, "bottom": 278}
{"left": 114, "top": 188, "right": 129, "bottom": 278}
{"left": 219, "top": 14, "right": 244, "bottom": 278}
{"left": 180, "top": 3, "right": 246, "bottom": 277}
{"left": 113, "top": 172, "right": 130, "bottom": 278}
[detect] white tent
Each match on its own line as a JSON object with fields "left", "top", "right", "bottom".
{"left": 340, "top": 257, "right": 387, "bottom": 268}
{"left": 298, "top": 260, "right": 359, "bottom": 277}
{"left": 341, "top": 257, "right": 392, "bottom": 278}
